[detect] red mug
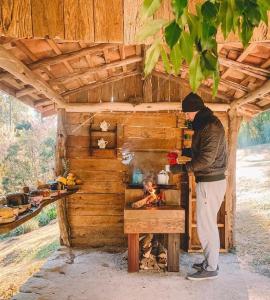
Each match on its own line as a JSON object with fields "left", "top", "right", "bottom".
{"left": 167, "top": 152, "right": 178, "bottom": 165}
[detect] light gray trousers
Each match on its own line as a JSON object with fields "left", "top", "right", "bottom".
{"left": 196, "top": 179, "right": 227, "bottom": 271}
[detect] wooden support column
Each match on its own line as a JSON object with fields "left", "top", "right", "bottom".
{"left": 167, "top": 233, "right": 180, "bottom": 272}
{"left": 128, "top": 234, "right": 139, "bottom": 272}
{"left": 143, "top": 75, "right": 152, "bottom": 103}
{"left": 226, "top": 109, "right": 243, "bottom": 249}
{"left": 55, "top": 108, "right": 71, "bottom": 247}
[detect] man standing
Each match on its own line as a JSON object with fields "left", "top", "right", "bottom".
{"left": 171, "top": 92, "right": 227, "bottom": 281}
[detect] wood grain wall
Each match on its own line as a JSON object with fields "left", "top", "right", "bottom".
{"left": 1, "top": 0, "right": 269, "bottom": 43}
{"left": 64, "top": 110, "right": 229, "bottom": 248}
{"left": 66, "top": 111, "right": 182, "bottom": 247}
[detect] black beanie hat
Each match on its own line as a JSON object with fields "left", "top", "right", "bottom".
{"left": 182, "top": 92, "right": 205, "bottom": 112}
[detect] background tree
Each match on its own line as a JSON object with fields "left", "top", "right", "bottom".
{"left": 0, "top": 93, "right": 56, "bottom": 195}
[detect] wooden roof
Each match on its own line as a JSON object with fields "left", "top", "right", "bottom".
{"left": 0, "top": 37, "right": 269, "bottom": 118}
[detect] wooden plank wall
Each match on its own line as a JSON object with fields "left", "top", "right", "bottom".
{"left": 152, "top": 75, "right": 216, "bottom": 103}
{"left": 1, "top": 0, "right": 268, "bottom": 42}
{"left": 65, "top": 111, "right": 183, "bottom": 247}
{"left": 67, "top": 75, "right": 143, "bottom": 103}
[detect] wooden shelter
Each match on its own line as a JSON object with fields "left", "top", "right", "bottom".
{"left": 0, "top": 1, "right": 270, "bottom": 255}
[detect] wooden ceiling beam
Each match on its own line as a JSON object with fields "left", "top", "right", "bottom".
{"left": 221, "top": 43, "right": 258, "bottom": 79}
{"left": 48, "top": 56, "right": 142, "bottom": 85}
{"left": 219, "top": 78, "right": 250, "bottom": 93}
{"left": 0, "top": 45, "right": 66, "bottom": 107}
{"left": 152, "top": 70, "right": 230, "bottom": 102}
{"left": 219, "top": 57, "right": 270, "bottom": 80}
{"left": 29, "top": 43, "right": 118, "bottom": 70}
{"left": 64, "top": 102, "right": 230, "bottom": 113}
{"left": 34, "top": 99, "right": 53, "bottom": 108}
{"left": 62, "top": 70, "right": 141, "bottom": 98}
{"left": 231, "top": 79, "right": 270, "bottom": 109}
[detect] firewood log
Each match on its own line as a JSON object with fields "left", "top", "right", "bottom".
{"left": 131, "top": 194, "right": 156, "bottom": 208}
{"left": 142, "top": 234, "right": 153, "bottom": 249}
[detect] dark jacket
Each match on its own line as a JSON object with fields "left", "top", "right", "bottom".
{"left": 185, "top": 107, "right": 227, "bottom": 182}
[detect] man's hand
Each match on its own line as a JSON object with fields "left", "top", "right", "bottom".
{"left": 169, "top": 163, "right": 187, "bottom": 174}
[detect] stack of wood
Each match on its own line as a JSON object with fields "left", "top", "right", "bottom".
{"left": 139, "top": 234, "right": 168, "bottom": 271}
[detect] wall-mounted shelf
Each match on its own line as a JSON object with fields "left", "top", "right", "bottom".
{"left": 89, "top": 124, "right": 117, "bottom": 157}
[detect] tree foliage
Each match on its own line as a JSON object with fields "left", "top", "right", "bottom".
{"left": 0, "top": 93, "right": 56, "bottom": 195}
{"left": 137, "top": 0, "right": 270, "bottom": 96}
{"left": 238, "top": 111, "right": 270, "bottom": 147}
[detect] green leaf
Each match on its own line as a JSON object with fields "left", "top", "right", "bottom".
{"left": 144, "top": 39, "right": 161, "bottom": 76}
{"left": 189, "top": 53, "right": 204, "bottom": 92}
{"left": 170, "top": 43, "right": 182, "bottom": 75}
{"left": 219, "top": 0, "right": 234, "bottom": 38}
{"left": 160, "top": 46, "right": 171, "bottom": 73}
{"left": 201, "top": 50, "right": 218, "bottom": 71}
{"left": 212, "top": 69, "right": 220, "bottom": 97}
{"left": 179, "top": 31, "right": 193, "bottom": 64}
{"left": 246, "top": 3, "right": 262, "bottom": 26}
{"left": 258, "top": 0, "right": 270, "bottom": 24}
{"left": 186, "top": 13, "right": 199, "bottom": 41}
{"left": 140, "top": 0, "right": 162, "bottom": 20}
{"left": 201, "top": 1, "right": 218, "bottom": 20}
{"left": 165, "top": 20, "right": 182, "bottom": 49}
{"left": 172, "top": 0, "right": 188, "bottom": 19}
{"left": 240, "top": 17, "right": 253, "bottom": 47}
{"left": 136, "top": 19, "right": 168, "bottom": 42}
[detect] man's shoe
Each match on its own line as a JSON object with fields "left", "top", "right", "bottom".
{"left": 186, "top": 269, "right": 218, "bottom": 281}
{"left": 192, "top": 260, "right": 207, "bottom": 271}
{"left": 192, "top": 261, "right": 219, "bottom": 271}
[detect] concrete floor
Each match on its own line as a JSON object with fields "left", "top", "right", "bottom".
{"left": 12, "top": 247, "right": 270, "bottom": 300}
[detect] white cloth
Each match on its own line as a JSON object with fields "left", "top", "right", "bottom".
{"left": 196, "top": 179, "right": 227, "bottom": 271}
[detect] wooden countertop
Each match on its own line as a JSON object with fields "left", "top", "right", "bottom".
{"left": 0, "top": 190, "right": 78, "bottom": 234}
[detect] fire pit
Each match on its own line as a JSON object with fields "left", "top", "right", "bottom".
{"left": 124, "top": 187, "right": 185, "bottom": 272}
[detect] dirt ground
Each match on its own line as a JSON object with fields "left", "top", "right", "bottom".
{"left": 0, "top": 145, "right": 269, "bottom": 300}
{"left": 236, "top": 144, "right": 270, "bottom": 277}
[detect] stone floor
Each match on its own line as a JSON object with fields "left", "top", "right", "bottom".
{"left": 12, "top": 247, "right": 270, "bottom": 300}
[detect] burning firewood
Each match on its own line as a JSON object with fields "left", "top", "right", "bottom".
{"left": 131, "top": 179, "right": 163, "bottom": 209}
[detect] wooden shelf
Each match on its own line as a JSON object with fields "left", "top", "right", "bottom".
{"left": 90, "top": 124, "right": 117, "bottom": 157}
{"left": 191, "top": 223, "right": 225, "bottom": 228}
{"left": 188, "top": 247, "right": 227, "bottom": 253}
{"left": 0, "top": 190, "right": 78, "bottom": 235}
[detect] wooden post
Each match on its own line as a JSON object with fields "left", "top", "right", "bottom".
{"left": 143, "top": 75, "right": 152, "bottom": 103}
{"left": 167, "top": 233, "right": 180, "bottom": 272}
{"left": 55, "top": 108, "right": 71, "bottom": 247}
{"left": 128, "top": 234, "right": 139, "bottom": 272}
{"left": 226, "top": 109, "right": 243, "bottom": 249}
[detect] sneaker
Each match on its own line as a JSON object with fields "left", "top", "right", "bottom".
{"left": 186, "top": 269, "right": 218, "bottom": 281}
{"left": 192, "top": 261, "right": 219, "bottom": 271}
{"left": 192, "top": 260, "right": 207, "bottom": 271}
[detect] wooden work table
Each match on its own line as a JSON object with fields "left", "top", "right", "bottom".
{"left": 0, "top": 190, "right": 78, "bottom": 235}
{"left": 124, "top": 187, "right": 185, "bottom": 273}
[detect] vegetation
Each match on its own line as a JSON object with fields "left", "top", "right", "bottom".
{"left": 138, "top": 0, "right": 270, "bottom": 95}
{"left": 0, "top": 203, "right": 58, "bottom": 240}
{"left": 0, "top": 93, "right": 58, "bottom": 238}
{"left": 0, "top": 93, "right": 56, "bottom": 195}
{"left": 238, "top": 111, "right": 270, "bottom": 148}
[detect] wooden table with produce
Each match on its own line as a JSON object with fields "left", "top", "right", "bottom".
{"left": 0, "top": 190, "right": 78, "bottom": 235}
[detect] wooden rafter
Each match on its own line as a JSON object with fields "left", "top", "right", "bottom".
{"left": 231, "top": 79, "right": 270, "bottom": 109}
{"left": 221, "top": 43, "right": 258, "bottom": 79}
{"left": 0, "top": 44, "right": 65, "bottom": 107}
{"left": 0, "top": 43, "right": 119, "bottom": 82}
{"left": 62, "top": 70, "right": 140, "bottom": 97}
{"left": 153, "top": 70, "right": 230, "bottom": 102}
{"left": 219, "top": 57, "right": 269, "bottom": 80}
{"left": 65, "top": 102, "right": 229, "bottom": 113}
{"left": 47, "top": 56, "right": 142, "bottom": 85}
